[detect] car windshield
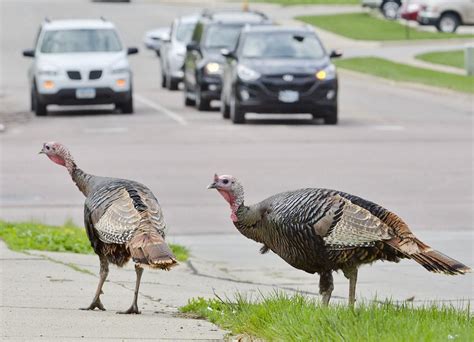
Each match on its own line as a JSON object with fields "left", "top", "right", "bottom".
{"left": 203, "top": 24, "right": 242, "bottom": 49}
{"left": 241, "top": 32, "right": 325, "bottom": 59}
{"left": 40, "top": 29, "right": 122, "bottom": 53}
{"left": 176, "top": 23, "right": 196, "bottom": 43}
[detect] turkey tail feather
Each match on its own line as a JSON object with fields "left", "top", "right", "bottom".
{"left": 410, "top": 249, "right": 471, "bottom": 275}
{"left": 128, "top": 232, "right": 178, "bottom": 270}
{"left": 387, "top": 238, "right": 471, "bottom": 275}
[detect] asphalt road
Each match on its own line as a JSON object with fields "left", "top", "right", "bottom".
{"left": 1, "top": 0, "right": 472, "bottom": 237}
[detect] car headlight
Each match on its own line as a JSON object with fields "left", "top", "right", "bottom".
{"left": 37, "top": 65, "right": 59, "bottom": 76}
{"left": 111, "top": 67, "right": 130, "bottom": 74}
{"left": 204, "top": 62, "right": 222, "bottom": 75}
{"left": 237, "top": 65, "right": 260, "bottom": 81}
{"left": 315, "top": 64, "right": 336, "bottom": 81}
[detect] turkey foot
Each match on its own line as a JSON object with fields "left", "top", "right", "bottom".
{"left": 80, "top": 299, "right": 105, "bottom": 311}
{"left": 116, "top": 304, "right": 141, "bottom": 315}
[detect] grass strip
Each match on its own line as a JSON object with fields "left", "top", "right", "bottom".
{"left": 416, "top": 50, "right": 465, "bottom": 70}
{"left": 0, "top": 220, "right": 189, "bottom": 261}
{"left": 181, "top": 292, "right": 473, "bottom": 341}
{"left": 335, "top": 57, "right": 474, "bottom": 93}
{"left": 298, "top": 13, "right": 474, "bottom": 40}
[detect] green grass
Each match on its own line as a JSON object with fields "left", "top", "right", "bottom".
{"left": 181, "top": 293, "right": 473, "bottom": 341}
{"left": 0, "top": 220, "right": 189, "bottom": 261}
{"left": 416, "top": 50, "right": 465, "bottom": 70}
{"left": 335, "top": 57, "right": 474, "bottom": 93}
{"left": 256, "top": 0, "right": 358, "bottom": 5}
{"left": 298, "top": 13, "right": 474, "bottom": 40}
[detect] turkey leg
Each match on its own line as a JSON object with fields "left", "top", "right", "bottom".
{"left": 117, "top": 264, "right": 143, "bottom": 314}
{"left": 81, "top": 255, "right": 108, "bottom": 311}
{"left": 319, "top": 271, "right": 334, "bottom": 305}
{"left": 343, "top": 267, "right": 358, "bottom": 306}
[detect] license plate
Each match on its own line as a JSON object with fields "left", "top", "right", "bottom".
{"left": 278, "top": 90, "right": 299, "bottom": 103}
{"left": 76, "top": 88, "right": 96, "bottom": 99}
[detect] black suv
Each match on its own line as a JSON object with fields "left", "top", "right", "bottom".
{"left": 183, "top": 10, "right": 270, "bottom": 111}
{"left": 220, "top": 25, "right": 341, "bottom": 124}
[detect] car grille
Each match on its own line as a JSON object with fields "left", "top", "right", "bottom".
{"left": 67, "top": 71, "right": 81, "bottom": 80}
{"left": 89, "top": 70, "right": 102, "bottom": 80}
{"left": 261, "top": 74, "right": 316, "bottom": 95}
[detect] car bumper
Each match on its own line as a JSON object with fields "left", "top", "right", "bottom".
{"left": 200, "top": 76, "right": 222, "bottom": 101}
{"left": 417, "top": 11, "right": 440, "bottom": 25}
{"left": 235, "top": 78, "right": 337, "bottom": 115}
{"left": 38, "top": 88, "right": 131, "bottom": 106}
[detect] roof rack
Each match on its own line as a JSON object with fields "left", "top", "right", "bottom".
{"left": 100, "top": 16, "right": 107, "bottom": 22}
{"left": 44, "top": 17, "right": 51, "bottom": 23}
{"left": 201, "top": 9, "right": 268, "bottom": 20}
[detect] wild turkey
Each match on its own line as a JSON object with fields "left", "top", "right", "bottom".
{"left": 40, "top": 142, "right": 177, "bottom": 314}
{"left": 208, "top": 174, "right": 471, "bottom": 305}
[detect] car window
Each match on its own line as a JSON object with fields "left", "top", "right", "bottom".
{"left": 175, "top": 23, "right": 196, "bottom": 43}
{"left": 241, "top": 32, "right": 325, "bottom": 59}
{"left": 40, "top": 29, "right": 122, "bottom": 53}
{"left": 203, "top": 24, "right": 242, "bottom": 49}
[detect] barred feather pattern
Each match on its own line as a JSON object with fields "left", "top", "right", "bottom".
{"left": 234, "top": 188, "right": 470, "bottom": 275}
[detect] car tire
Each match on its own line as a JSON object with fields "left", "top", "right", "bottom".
{"left": 32, "top": 86, "right": 47, "bottom": 116}
{"left": 436, "top": 13, "right": 460, "bottom": 33}
{"left": 381, "top": 0, "right": 400, "bottom": 20}
{"left": 230, "top": 92, "right": 245, "bottom": 124}
{"left": 220, "top": 92, "right": 230, "bottom": 119}
{"left": 184, "top": 83, "right": 195, "bottom": 106}
{"left": 167, "top": 77, "right": 179, "bottom": 91}
{"left": 195, "top": 86, "right": 211, "bottom": 111}
{"left": 322, "top": 108, "right": 338, "bottom": 125}
{"left": 119, "top": 93, "right": 134, "bottom": 114}
{"left": 161, "top": 72, "right": 167, "bottom": 88}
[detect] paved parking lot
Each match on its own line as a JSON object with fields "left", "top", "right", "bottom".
{"left": 0, "top": 0, "right": 473, "bottom": 340}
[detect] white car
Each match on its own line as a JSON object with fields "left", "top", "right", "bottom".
{"left": 22, "top": 19, "right": 138, "bottom": 116}
{"left": 159, "top": 15, "right": 198, "bottom": 90}
{"left": 418, "top": 0, "right": 474, "bottom": 33}
{"left": 143, "top": 27, "right": 170, "bottom": 56}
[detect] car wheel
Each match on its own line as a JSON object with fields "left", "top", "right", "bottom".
{"left": 167, "top": 77, "right": 179, "bottom": 91}
{"left": 322, "top": 108, "right": 338, "bottom": 125}
{"left": 381, "top": 0, "right": 400, "bottom": 20}
{"left": 220, "top": 92, "right": 230, "bottom": 119}
{"left": 436, "top": 13, "right": 460, "bottom": 33}
{"left": 230, "top": 92, "right": 245, "bottom": 124}
{"left": 184, "top": 83, "right": 195, "bottom": 106}
{"left": 161, "top": 72, "right": 167, "bottom": 88}
{"left": 119, "top": 93, "right": 134, "bottom": 114}
{"left": 33, "top": 86, "right": 47, "bottom": 116}
{"left": 195, "top": 86, "right": 211, "bottom": 111}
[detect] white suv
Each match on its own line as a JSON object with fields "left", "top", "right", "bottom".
{"left": 23, "top": 19, "right": 138, "bottom": 116}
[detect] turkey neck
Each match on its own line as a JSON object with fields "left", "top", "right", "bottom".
{"left": 66, "top": 160, "right": 94, "bottom": 197}
{"left": 235, "top": 203, "right": 265, "bottom": 243}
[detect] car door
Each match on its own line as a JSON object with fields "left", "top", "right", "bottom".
{"left": 463, "top": 0, "right": 474, "bottom": 23}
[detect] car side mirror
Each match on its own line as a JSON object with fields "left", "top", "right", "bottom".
{"left": 186, "top": 42, "right": 200, "bottom": 52}
{"left": 23, "top": 49, "right": 35, "bottom": 58}
{"left": 330, "top": 49, "right": 343, "bottom": 58}
{"left": 127, "top": 47, "right": 139, "bottom": 55}
{"left": 220, "top": 48, "right": 236, "bottom": 59}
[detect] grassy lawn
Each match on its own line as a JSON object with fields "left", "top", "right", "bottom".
{"left": 0, "top": 220, "right": 189, "bottom": 261}
{"left": 335, "top": 57, "right": 474, "bottom": 93}
{"left": 181, "top": 293, "right": 473, "bottom": 341}
{"left": 256, "top": 0, "right": 358, "bottom": 5}
{"left": 416, "top": 50, "right": 465, "bottom": 69}
{"left": 298, "top": 13, "right": 474, "bottom": 40}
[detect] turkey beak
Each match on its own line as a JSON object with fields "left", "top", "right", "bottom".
{"left": 207, "top": 182, "right": 217, "bottom": 189}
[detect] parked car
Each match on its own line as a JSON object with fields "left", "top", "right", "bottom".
{"left": 401, "top": 1, "right": 423, "bottom": 21}
{"left": 220, "top": 25, "right": 341, "bottom": 124}
{"left": 22, "top": 19, "right": 138, "bottom": 116}
{"left": 143, "top": 27, "right": 170, "bottom": 56}
{"left": 417, "top": 0, "right": 474, "bottom": 32}
{"left": 160, "top": 15, "right": 198, "bottom": 90}
{"left": 183, "top": 10, "right": 271, "bottom": 110}
{"left": 362, "top": 0, "right": 402, "bottom": 20}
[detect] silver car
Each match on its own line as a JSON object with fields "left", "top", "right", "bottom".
{"left": 417, "top": 0, "right": 474, "bottom": 33}
{"left": 160, "top": 15, "right": 198, "bottom": 90}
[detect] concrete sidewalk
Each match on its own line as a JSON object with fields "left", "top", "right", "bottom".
{"left": 1, "top": 229, "right": 473, "bottom": 340}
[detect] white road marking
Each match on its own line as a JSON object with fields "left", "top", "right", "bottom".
{"left": 135, "top": 94, "right": 188, "bottom": 125}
